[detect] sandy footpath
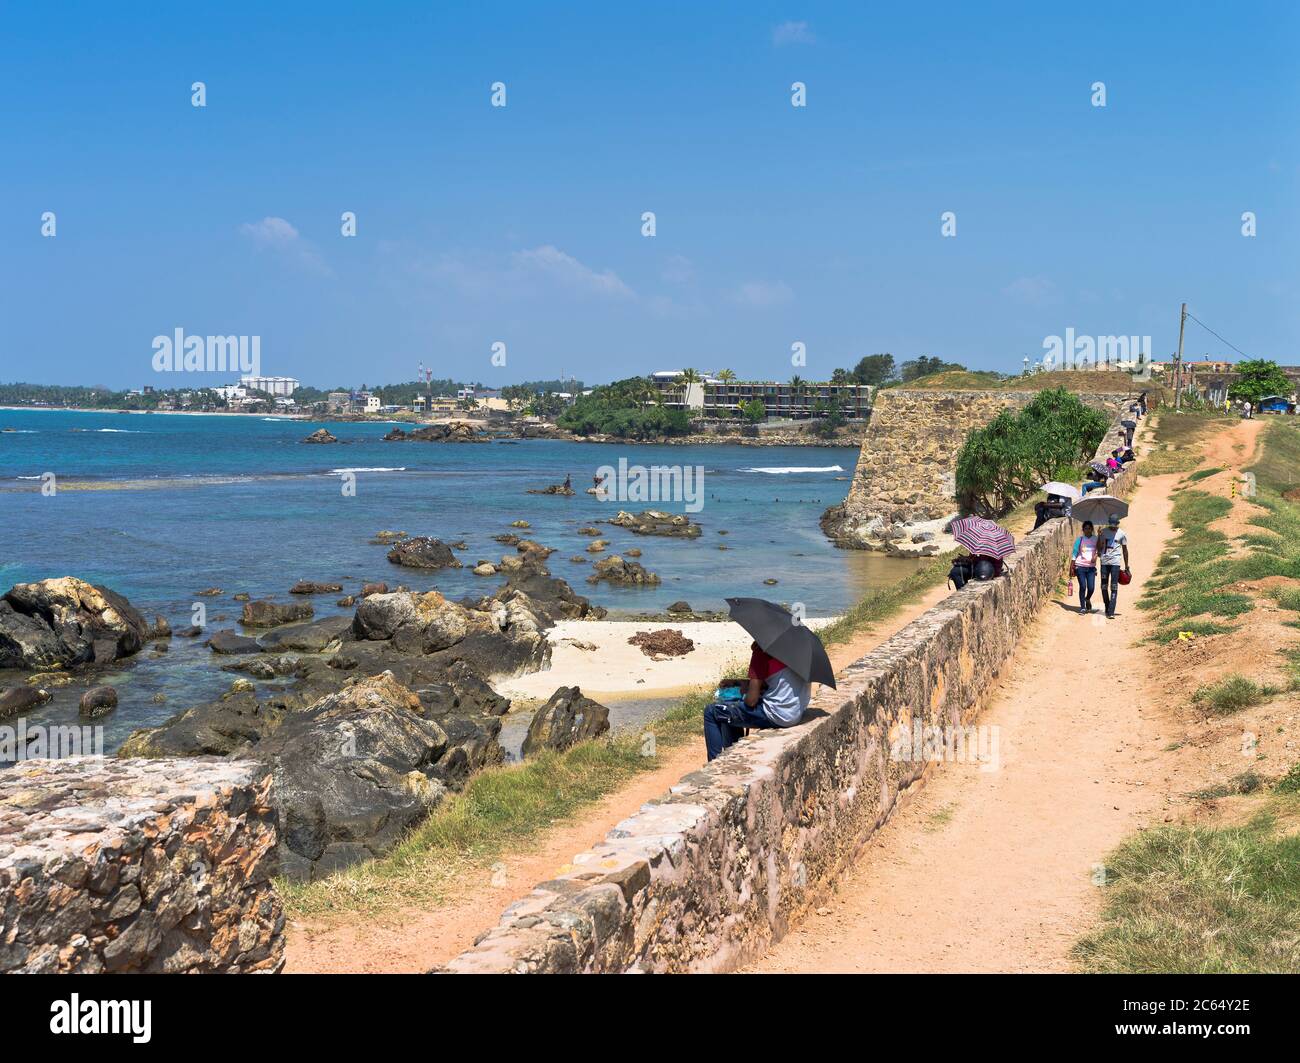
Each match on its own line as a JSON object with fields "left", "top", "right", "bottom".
{"left": 746, "top": 417, "right": 1230, "bottom": 974}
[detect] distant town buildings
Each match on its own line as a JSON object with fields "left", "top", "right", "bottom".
{"left": 650, "top": 370, "right": 872, "bottom": 420}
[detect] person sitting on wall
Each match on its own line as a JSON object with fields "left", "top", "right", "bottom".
{"left": 1033, "top": 493, "right": 1070, "bottom": 530}
{"left": 702, "top": 641, "right": 812, "bottom": 761}
{"left": 1081, "top": 466, "right": 1109, "bottom": 496}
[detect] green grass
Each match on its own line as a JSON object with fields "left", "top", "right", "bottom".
{"left": 1192, "top": 674, "right": 1280, "bottom": 716}
{"left": 1246, "top": 420, "right": 1300, "bottom": 495}
{"left": 1073, "top": 810, "right": 1300, "bottom": 973}
{"left": 1149, "top": 619, "right": 1235, "bottom": 645}
{"left": 1276, "top": 764, "right": 1300, "bottom": 795}
{"left": 1152, "top": 409, "right": 1234, "bottom": 449}
{"left": 1190, "top": 771, "right": 1266, "bottom": 800}
{"left": 282, "top": 690, "right": 711, "bottom": 917}
{"left": 818, "top": 550, "right": 955, "bottom": 646}
{"left": 1185, "top": 466, "right": 1224, "bottom": 482}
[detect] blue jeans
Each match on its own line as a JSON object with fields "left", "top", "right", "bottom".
{"left": 703, "top": 700, "right": 775, "bottom": 761}
{"left": 1076, "top": 565, "right": 1096, "bottom": 609}
{"left": 1100, "top": 564, "right": 1122, "bottom": 616}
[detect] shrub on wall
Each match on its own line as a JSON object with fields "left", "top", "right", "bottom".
{"left": 955, "top": 387, "right": 1109, "bottom": 515}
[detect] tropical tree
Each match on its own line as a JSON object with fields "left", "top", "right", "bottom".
{"left": 738, "top": 399, "right": 766, "bottom": 423}
{"left": 716, "top": 368, "right": 736, "bottom": 382}
{"left": 851, "top": 354, "right": 896, "bottom": 386}
{"left": 955, "top": 388, "right": 1108, "bottom": 515}
{"left": 1228, "top": 359, "right": 1290, "bottom": 404}
{"left": 679, "top": 368, "right": 702, "bottom": 384}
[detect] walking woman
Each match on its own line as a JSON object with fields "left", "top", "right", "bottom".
{"left": 1071, "top": 520, "right": 1099, "bottom": 614}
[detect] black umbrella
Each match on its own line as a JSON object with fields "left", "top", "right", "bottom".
{"left": 724, "top": 597, "right": 837, "bottom": 689}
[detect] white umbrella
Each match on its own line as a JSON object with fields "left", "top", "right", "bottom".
{"left": 1040, "top": 481, "right": 1081, "bottom": 501}
{"left": 1072, "top": 494, "right": 1129, "bottom": 525}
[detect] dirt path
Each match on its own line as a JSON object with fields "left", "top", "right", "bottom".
{"left": 286, "top": 570, "right": 958, "bottom": 972}
{"left": 747, "top": 421, "right": 1251, "bottom": 973}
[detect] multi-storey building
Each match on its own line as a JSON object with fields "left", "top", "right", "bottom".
{"left": 649, "top": 371, "right": 872, "bottom": 420}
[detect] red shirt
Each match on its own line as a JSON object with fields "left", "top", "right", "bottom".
{"left": 748, "top": 647, "right": 787, "bottom": 682}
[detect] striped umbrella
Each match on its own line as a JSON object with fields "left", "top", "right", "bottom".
{"left": 949, "top": 515, "right": 1016, "bottom": 560}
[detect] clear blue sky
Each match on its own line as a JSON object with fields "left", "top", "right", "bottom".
{"left": 1, "top": 1, "right": 1296, "bottom": 389}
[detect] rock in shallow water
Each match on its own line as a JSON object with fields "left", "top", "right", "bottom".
{"left": 240, "top": 599, "right": 314, "bottom": 628}
{"left": 78, "top": 685, "right": 118, "bottom": 718}
{"left": 521, "top": 686, "right": 610, "bottom": 757}
{"left": 385, "top": 537, "right": 462, "bottom": 569}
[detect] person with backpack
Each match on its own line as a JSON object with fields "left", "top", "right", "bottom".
{"left": 1070, "top": 520, "right": 1099, "bottom": 614}
{"left": 1098, "top": 515, "right": 1131, "bottom": 618}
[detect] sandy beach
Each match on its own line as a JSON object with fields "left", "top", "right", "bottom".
{"left": 494, "top": 617, "right": 836, "bottom": 705}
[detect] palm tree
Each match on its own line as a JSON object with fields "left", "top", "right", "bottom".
{"left": 789, "top": 375, "right": 808, "bottom": 417}
{"left": 680, "top": 368, "right": 702, "bottom": 384}
{"left": 716, "top": 368, "right": 736, "bottom": 382}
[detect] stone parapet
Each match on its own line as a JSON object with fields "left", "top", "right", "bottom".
{"left": 443, "top": 454, "right": 1138, "bottom": 973}
{"left": 0, "top": 757, "right": 283, "bottom": 973}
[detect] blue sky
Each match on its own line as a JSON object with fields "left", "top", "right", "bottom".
{"left": 1, "top": 1, "right": 1297, "bottom": 389}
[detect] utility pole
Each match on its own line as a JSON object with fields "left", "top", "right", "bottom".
{"left": 1174, "top": 302, "right": 1187, "bottom": 411}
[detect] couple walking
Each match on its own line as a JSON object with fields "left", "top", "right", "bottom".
{"left": 1069, "top": 515, "right": 1130, "bottom": 618}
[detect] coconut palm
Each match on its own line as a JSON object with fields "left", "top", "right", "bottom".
{"left": 680, "top": 368, "right": 702, "bottom": 384}
{"left": 716, "top": 368, "right": 736, "bottom": 382}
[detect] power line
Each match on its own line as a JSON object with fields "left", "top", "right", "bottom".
{"left": 1183, "top": 311, "right": 1254, "bottom": 361}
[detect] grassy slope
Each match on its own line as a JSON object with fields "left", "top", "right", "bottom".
{"left": 1074, "top": 416, "right": 1300, "bottom": 973}
{"left": 899, "top": 369, "right": 1167, "bottom": 397}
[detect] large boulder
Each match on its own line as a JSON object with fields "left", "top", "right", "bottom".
{"left": 289, "top": 581, "right": 343, "bottom": 595}
{"left": 386, "top": 537, "right": 463, "bottom": 570}
{"left": 118, "top": 689, "right": 279, "bottom": 757}
{"left": 240, "top": 599, "right": 314, "bottom": 628}
{"left": 0, "top": 578, "right": 150, "bottom": 669}
{"left": 382, "top": 422, "right": 486, "bottom": 444}
{"left": 586, "top": 555, "right": 661, "bottom": 586}
{"left": 496, "top": 560, "right": 606, "bottom": 624}
{"left": 256, "top": 615, "right": 353, "bottom": 653}
{"left": 521, "top": 686, "right": 610, "bottom": 757}
{"left": 606, "top": 510, "right": 702, "bottom": 538}
{"left": 302, "top": 428, "right": 338, "bottom": 444}
{"left": 0, "top": 686, "right": 52, "bottom": 720}
{"left": 252, "top": 672, "right": 452, "bottom": 880}
{"left": 352, "top": 591, "right": 476, "bottom": 651}
{"left": 206, "top": 630, "right": 264, "bottom": 655}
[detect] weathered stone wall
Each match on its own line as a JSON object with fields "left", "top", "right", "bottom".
{"left": 444, "top": 450, "right": 1137, "bottom": 973}
{"left": 822, "top": 389, "right": 1132, "bottom": 552}
{"left": 0, "top": 757, "right": 284, "bottom": 973}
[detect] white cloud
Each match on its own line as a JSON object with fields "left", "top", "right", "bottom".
{"left": 239, "top": 216, "right": 300, "bottom": 246}
{"left": 238, "top": 216, "right": 330, "bottom": 275}
{"left": 772, "top": 20, "right": 815, "bottom": 46}
{"left": 732, "top": 279, "right": 794, "bottom": 307}
{"left": 661, "top": 254, "right": 694, "bottom": 284}
{"left": 1001, "top": 276, "right": 1058, "bottom": 305}
{"left": 510, "top": 245, "right": 634, "bottom": 298}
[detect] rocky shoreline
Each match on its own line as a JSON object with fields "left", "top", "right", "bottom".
{"left": 0, "top": 549, "right": 614, "bottom": 883}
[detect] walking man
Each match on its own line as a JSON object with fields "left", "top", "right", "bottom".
{"left": 1098, "top": 515, "right": 1130, "bottom": 619}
